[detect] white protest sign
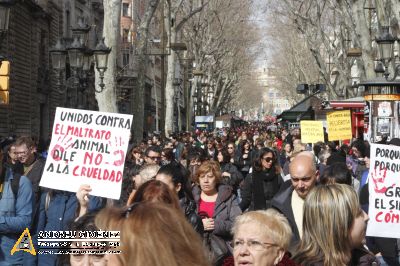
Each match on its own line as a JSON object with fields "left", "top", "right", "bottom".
{"left": 366, "top": 143, "right": 400, "bottom": 238}
{"left": 40, "top": 107, "right": 132, "bottom": 199}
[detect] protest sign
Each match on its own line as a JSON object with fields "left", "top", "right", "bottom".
{"left": 39, "top": 107, "right": 132, "bottom": 199}
{"left": 327, "top": 110, "right": 352, "bottom": 141}
{"left": 366, "top": 143, "right": 400, "bottom": 238}
{"left": 300, "top": 120, "right": 324, "bottom": 144}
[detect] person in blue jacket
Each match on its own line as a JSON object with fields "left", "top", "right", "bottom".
{"left": 34, "top": 185, "right": 105, "bottom": 266}
{"left": 0, "top": 153, "right": 33, "bottom": 265}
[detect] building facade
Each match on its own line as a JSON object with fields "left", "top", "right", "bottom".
{"left": 0, "top": 0, "right": 104, "bottom": 142}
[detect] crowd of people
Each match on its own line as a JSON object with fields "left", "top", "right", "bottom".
{"left": 0, "top": 125, "right": 399, "bottom": 266}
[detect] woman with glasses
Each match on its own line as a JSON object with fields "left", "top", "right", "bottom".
{"left": 237, "top": 140, "right": 253, "bottom": 178}
{"left": 192, "top": 160, "right": 242, "bottom": 265}
{"left": 226, "top": 142, "right": 237, "bottom": 164}
{"left": 292, "top": 184, "right": 374, "bottom": 266}
{"left": 239, "top": 147, "right": 283, "bottom": 212}
{"left": 232, "top": 209, "right": 295, "bottom": 266}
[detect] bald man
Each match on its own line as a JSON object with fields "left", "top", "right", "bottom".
{"left": 271, "top": 151, "right": 319, "bottom": 253}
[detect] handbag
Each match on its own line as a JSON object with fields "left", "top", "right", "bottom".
{"left": 203, "top": 232, "right": 230, "bottom": 266}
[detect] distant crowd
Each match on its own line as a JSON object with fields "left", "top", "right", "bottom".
{"left": 1, "top": 125, "right": 400, "bottom": 266}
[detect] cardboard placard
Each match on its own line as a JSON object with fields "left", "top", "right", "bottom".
{"left": 39, "top": 107, "right": 132, "bottom": 199}
{"left": 300, "top": 120, "right": 324, "bottom": 144}
{"left": 366, "top": 144, "right": 400, "bottom": 238}
{"left": 327, "top": 110, "right": 352, "bottom": 141}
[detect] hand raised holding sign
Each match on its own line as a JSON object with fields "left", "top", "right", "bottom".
{"left": 76, "top": 184, "right": 92, "bottom": 219}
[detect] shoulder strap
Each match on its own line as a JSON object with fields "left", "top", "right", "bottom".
{"left": 24, "top": 159, "right": 39, "bottom": 176}
{"left": 11, "top": 172, "right": 22, "bottom": 197}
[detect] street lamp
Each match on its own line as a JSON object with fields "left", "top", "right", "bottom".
{"left": 67, "top": 36, "right": 85, "bottom": 69}
{"left": 71, "top": 17, "right": 91, "bottom": 46}
{"left": 50, "top": 19, "right": 112, "bottom": 108}
{"left": 375, "top": 26, "right": 400, "bottom": 80}
{"left": 93, "top": 38, "right": 111, "bottom": 93}
{"left": 49, "top": 39, "right": 66, "bottom": 89}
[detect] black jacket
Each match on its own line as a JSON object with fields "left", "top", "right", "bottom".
{"left": 239, "top": 169, "right": 283, "bottom": 211}
{"left": 271, "top": 183, "right": 300, "bottom": 253}
{"left": 220, "top": 163, "right": 243, "bottom": 190}
{"left": 179, "top": 197, "right": 204, "bottom": 235}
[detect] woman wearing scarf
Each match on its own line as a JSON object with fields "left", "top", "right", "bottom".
{"left": 239, "top": 147, "right": 283, "bottom": 211}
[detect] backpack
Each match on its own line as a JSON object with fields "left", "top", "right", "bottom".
{"left": 10, "top": 172, "right": 22, "bottom": 198}
{"left": 0, "top": 171, "right": 21, "bottom": 201}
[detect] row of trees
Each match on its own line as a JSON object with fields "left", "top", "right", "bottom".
{"left": 94, "top": 0, "right": 260, "bottom": 142}
{"left": 265, "top": 0, "right": 400, "bottom": 101}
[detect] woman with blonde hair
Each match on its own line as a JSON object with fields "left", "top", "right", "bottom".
{"left": 232, "top": 209, "right": 296, "bottom": 266}
{"left": 95, "top": 202, "right": 210, "bottom": 266}
{"left": 292, "top": 184, "right": 372, "bottom": 266}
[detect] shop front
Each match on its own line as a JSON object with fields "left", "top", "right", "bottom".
{"left": 329, "top": 97, "right": 365, "bottom": 139}
{"left": 360, "top": 79, "right": 400, "bottom": 142}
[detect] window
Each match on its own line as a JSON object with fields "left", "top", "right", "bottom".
{"left": 122, "top": 29, "right": 129, "bottom": 43}
{"left": 122, "top": 3, "right": 129, "bottom": 17}
{"left": 123, "top": 53, "right": 130, "bottom": 66}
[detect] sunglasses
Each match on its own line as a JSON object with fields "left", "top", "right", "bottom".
{"left": 262, "top": 157, "right": 274, "bottom": 163}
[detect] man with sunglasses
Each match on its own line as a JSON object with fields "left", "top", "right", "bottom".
{"left": 271, "top": 151, "right": 319, "bottom": 254}
{"left": 144, "top": 146, "right": 162, "bottom": 165}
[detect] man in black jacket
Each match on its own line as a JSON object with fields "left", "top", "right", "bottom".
{"left": 271, "top": 151, "right": 319, "bottom": 253}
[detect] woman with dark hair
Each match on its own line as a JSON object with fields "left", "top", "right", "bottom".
{"left": 226, "top": 142, "right": 237, "bottom": 164}
{"left": 127, "top": 146, "right": 144, "bottom": 166}
{"left": 320, "top": 162, "right": 353, "bottom": 186}
{"left": 66, "top": 212, "right": 107, "bottom": 266}
{"left": 160, "top": 148, "right": 175, "bottom": 166}
{"left": 237, "top": 140, "right": 253, "bottom": 177}
{"left": 116, "top": 164, "right": 141, "bottom": 207}
{"left": 239, "top": 147, "right": 283, "bottom": 211}
{"left": 217, "top": 148, "right": 243, "bottom": 193}
{"left": 155, "top": 163, "right": 203, "bottom": 234}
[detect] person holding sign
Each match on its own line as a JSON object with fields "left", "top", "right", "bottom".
{"left": 34, "top": 185, "right": 105, "bottom": 265}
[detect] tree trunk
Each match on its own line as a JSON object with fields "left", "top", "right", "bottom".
{"left": 164, "top": 17, "right": 177, "bottom": 137}
{"left": 95, "top": 0, "right": 120, "bottom": 113}
{"left": 132, "top": 0, "right": 160, "bottom": 143}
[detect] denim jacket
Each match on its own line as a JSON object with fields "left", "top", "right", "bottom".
{"left": 0, "top": 168, "right": 33, "bottom": 266}
{"left": 34, "top": 190, "right": 105, "bottom": 266}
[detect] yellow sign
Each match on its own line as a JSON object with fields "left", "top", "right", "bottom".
{"left": 11, "top": 228, "right": 36, "bottom": 256}
{"left": 300, "top": 120, "right": 324, "bottom": 144}
{"left": 0, "top": 61, "right": 10, "bottom": 76}
{"left": 327, "top": 110, "right": 352, "bottom": 141}
{"left": 0, "top": 90, "right": 9, "bottom": 104}
{"left": 0, "top": 76, "right": 9, "bottom": 91}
